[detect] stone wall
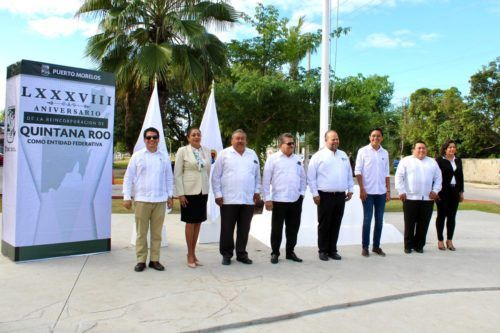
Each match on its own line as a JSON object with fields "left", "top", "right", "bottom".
{"left": 462, "top": 158, "right": 500, "bottom": 185}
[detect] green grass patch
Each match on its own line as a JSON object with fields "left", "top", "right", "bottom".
{"left": 386, "top": 199, "right": 499, "bottom": 214}
{"left": 113, "top": 158, "right": 130, "bottom": 169}
{"left": 0, "top": 197, "right": 496, "bottom": 215}
{"left": 112, "top": 199, "right": 181, "bottom": 214}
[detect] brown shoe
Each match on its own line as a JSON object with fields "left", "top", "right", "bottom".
{"left": 148, "top": 261, "right": 165, "bottom": 271}
{"left": 134, "top": 262, "right": 146, "bottom": 272}
{"left": 446, "top": 240, "right": 456, "bottom": 251}
{"left": 372, "top": 248, "right": 386, "bottom": 257}
{"left": 438, "top": 241, "right": 446, "bottom": 250}
{"left": 361, "top": 248, "right": 369, "bottom": 257}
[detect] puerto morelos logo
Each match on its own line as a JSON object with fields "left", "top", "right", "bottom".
{"left": 6, "top": 106, "right": 16, "bottom": 143}
{"left": 41, "top": 64, "right": 50, "bottom": 76}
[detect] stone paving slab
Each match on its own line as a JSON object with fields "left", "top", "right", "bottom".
{"left": 0, "top": 211, "right": 499, "bottom": 332}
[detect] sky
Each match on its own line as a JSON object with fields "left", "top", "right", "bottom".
{"left": 0, "top": 0, "right": 499, "bottom": 109}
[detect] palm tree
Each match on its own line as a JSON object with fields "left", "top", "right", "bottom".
{"left": 76, "top": 0, "right": 238, "bottom": 149}
{"left": 282, "top": 16, "right": 321, "bottom": 80}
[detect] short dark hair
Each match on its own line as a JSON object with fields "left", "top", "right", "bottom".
{"left": 143, "top": 127, "right": 159, "bottom": 138}
{"left": 231, "top": 129, "right": 247, "bottom": 139}
{"left": 413, "top": 140, "right": 426, "bottom": 148}
{"left": 369, "top": 127, "right": 383, "bottom": 136}
{"left": 439, "top": 139, "right": 456, "bottom": 156}
{"left": 324, "top": 130, "right": 338, "bottom": 140}
{"left": 186, "top": 127, "right": 201, "bottom": 137}
{"left": 279, "top": 133, "right": 294, "bottom": 144}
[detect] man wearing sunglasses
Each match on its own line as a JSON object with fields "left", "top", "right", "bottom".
{"left": 123, "top": 127, "right": 174, "bottom": 272}
{"left": 263, "top": 133, "right": 306, "bottom": 264}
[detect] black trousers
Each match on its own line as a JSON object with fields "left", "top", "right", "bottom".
{"left": 220, "top": 204, "right": 254, "bottom": 259}
{"left": 436, "top": 187, "right": 460, "bottom": 241}
{"left": 317, "top": 191, "right": 346, "bottom": 254}
{"left": 270, "top": 196, "right": 303, "bottom": 256}
{"left": 403, "top": 200, "right": 434, "bottom": 250}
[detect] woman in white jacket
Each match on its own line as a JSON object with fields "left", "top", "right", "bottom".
{"left": 174, "top": 128, "right": 211, "bottom": 268}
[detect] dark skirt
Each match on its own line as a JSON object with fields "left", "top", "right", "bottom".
{"left": 180, "top": 193, "right": 208, "bottom": 223}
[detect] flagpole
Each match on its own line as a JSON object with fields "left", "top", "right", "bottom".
{"left": 319, "top": 0, "right": 330, "bottom": 149}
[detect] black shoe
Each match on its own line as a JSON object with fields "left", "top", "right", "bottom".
{"left": 404, "top": 248, "right": 412, "bottom": 254}
{"left": 270, "top": 254, "right": 279, "bottom": 264}
{"left": 329, "top": 253, "right": 342, "bottom": 260}
{"left": 372, "top": 248, "right": 386, "bottom": 257}
{"left": 414, "top": 248, "right": 424, "bottom": 254}
{"left": 319, "top": 252, "right": 329, "bottom": 261}
{"left": 148, "top": 261, "right": 165, "bottom": 271}
{"left": 221, "top": 257, "right": 231, "bottom": 265}
{"left": 237, "top": 257, "right": 253, "bottom": 264}
{"left": 362, "top": 248, "right": 369, "bottom": 257}
{"left": 134, "top": 262, "right": 146, "bottom": 272}
{"left": 286, "top": 252, "right": 303, "bottom": 262}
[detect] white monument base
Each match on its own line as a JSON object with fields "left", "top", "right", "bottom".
{"left": 250, "top": 185, "right": 403, "bottom": 249}
{"left": 198, "top": 217, "right": 221, "bottom": 244}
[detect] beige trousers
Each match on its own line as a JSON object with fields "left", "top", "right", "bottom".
{"left": 134, "top": 201, "right": 166, "bottom": 263}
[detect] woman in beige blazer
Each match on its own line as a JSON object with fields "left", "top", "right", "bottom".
{"left": 174, "top": 128, "right": 211, "bottom": 268}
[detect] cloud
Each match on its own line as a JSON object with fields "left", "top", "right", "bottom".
{"left": 27, "top": 17, "right": 98, "bottom": 38}
{"left": 0, "top": 0, "right": 82, "bottom": 16}
{"left": 393, "top": 29, "right": 411, "bottom": 36}
{"left": 420, "top": 32, "right": 441, "bottom": 41}
{"left": 360, "top": 33, "right": 415, "bottom": 48}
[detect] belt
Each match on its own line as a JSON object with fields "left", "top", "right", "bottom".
{"left": 318, "top": 190, "right": 345, "bottom": 195}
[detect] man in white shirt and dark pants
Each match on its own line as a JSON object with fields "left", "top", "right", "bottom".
{"left": 395, "top": 140, "right": 442, "bottom": 254}
{"left": 263, "top": 133, "right": 306, "bottom": 264}
{"left": 212, "top": 129, "right": 261, "bottom": 265}
{"left": 308, "top": 130, "right": 354, "bottom": 261}
{"left": 354, "top": 128, "right": 391, "bottom": 257}
{"left": 123, "top": 127, "right": 174, "bottom": 272}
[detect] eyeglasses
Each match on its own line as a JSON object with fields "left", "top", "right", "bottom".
{"left": 145, "top": 136, "right": 159, "bottom": 140}
{"left": 284, "top": 142, "right": 295, "bottom": 146}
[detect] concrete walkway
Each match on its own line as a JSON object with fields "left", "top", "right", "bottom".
{"left": 1, "top": 211, "right": 499, "bottom": 332}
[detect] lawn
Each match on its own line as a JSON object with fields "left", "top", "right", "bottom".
{"left": 385, "top": 199, "right": 500, "bottom": 214}
{"left": 0, "top": 198, "right": 497, "bottom": 215}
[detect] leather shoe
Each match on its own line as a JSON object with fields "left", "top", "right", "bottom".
{"left": 270, "top": 254, "right": 279, "bottom": 264}
{"left": 221, "top": 257, "right": 231, "bottom": 265}
{"left": 329, "top": 253, "right": 342, "bottom": 260}
{"left": 414, "top": 248, "right": 424, "bottom": 254}
{"left": 372, "top": 248, "right": 386, "bottom": 257}
{"left": 237, "top": 257, "right": 253, "bottom": 264}
{"left": 148, "top": 261, "right": 165, "bottom": 271}
{"left": 319, "top": 252, "right": 329, "bottom": 261}
{"left": 361, "top": 248, "right": 369, "bottom": 257}
{"left": 134, "top": 262, "right": 146, "bottom": 272}
{"left": 404, "top": 248, "right": 412, "bottom": 254}
{"left": 286, "top": 252, "right": 303, "bottom": 262}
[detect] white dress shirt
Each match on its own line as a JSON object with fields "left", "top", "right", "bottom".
{"left": 211, "top": 146, "right": 261, "bottom": 205}
{"left": 123, "top": 148, "right": 174, "bottom": 202}
{"left": 307, "top": 148, "right": 354, "bottom": 196}
{"left": 262, "top": 151, "right": 306, "bottom": 202}
{"left": 354, "top": 144, "right": 390, "bottom": 195}
{"left": 395, "top": 155, "right": 442, "bottom": 200}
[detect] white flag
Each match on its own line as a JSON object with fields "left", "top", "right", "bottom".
{"left": 200, "top": 86, "right": 223, "bottom": 221}
{"left": 133, "top": 81, "right": 168, "bottom": 154}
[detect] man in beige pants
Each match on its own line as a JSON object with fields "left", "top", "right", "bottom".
{"left": 123, "top": 127, "right": 173, "bottom": 272}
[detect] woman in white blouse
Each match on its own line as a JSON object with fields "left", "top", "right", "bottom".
{"left": 174, "top": 128, "right": 211, "bottom": 268}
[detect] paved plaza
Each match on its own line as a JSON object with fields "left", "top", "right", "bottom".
{"left": 1, "top": 210, "right": 499, "bottom": 332}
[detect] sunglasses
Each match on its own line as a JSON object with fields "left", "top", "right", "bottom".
{"left": 145, "top": 135, "right": 159, "bottom": 140}
{"left": 284, "top": 142, "right": 295, "bottom": 146}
